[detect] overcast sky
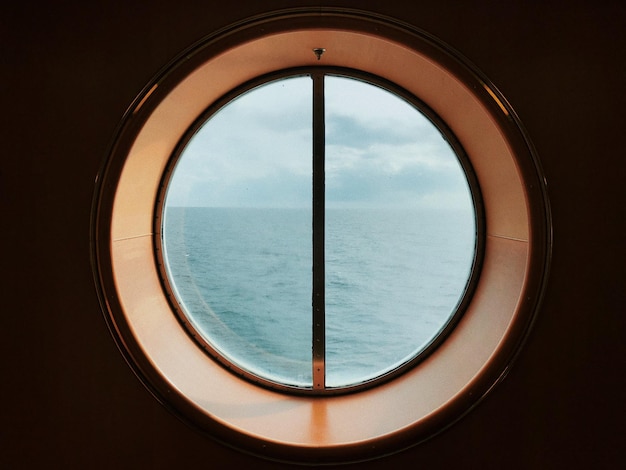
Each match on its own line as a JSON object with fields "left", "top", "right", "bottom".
{"left": 164, "top": 75, "right": 473, "bottom": 210}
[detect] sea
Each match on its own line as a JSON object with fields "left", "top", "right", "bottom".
{"left": 162, "top": 206, "right": 476, "bottom": 389}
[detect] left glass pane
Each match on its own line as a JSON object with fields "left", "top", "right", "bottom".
{"left": 161, "top": 77, "right": 313, "bottom": 388}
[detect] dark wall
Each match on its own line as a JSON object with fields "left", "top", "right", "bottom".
{"left": 2, "top": 1, "right": 624, "bottom": 468}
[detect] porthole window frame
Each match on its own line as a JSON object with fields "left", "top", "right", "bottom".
{"left": 155, "top": 66, "right": 485, "bottom": 396}
{"left": 92, "top": 8, "right": 551, "bottom": 464}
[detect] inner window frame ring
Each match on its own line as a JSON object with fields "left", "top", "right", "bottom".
{"left": 153, "top": 65, "right": 486, "bottom": 396}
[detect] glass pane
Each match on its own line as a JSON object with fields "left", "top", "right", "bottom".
{"left": 162, "top": 77, "right": 313, "bottom": 387}
{"left": 324, "top": 76, "right": 476, "bottom": 388}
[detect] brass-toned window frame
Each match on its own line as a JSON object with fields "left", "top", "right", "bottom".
{"left": 92, "top": 8, "right": 551, "bottom": 465}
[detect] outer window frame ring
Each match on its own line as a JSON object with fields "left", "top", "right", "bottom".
{"left": 91, "top": 8, "right": 551, "bottom": 464}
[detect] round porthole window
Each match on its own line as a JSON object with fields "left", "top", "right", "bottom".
{"left": 92, "top": 8, "right": 550, "bottom": 464}
{"left": 157, "top": 69, "right": 483, "bottom": 394}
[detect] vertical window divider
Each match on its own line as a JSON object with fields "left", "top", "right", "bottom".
{"left": 312, "top": 72, "right": 326, "bottom": 391}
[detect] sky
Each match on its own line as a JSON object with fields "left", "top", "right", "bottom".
{"left": 164, "top": 74, "right": 473, "bottom": 211}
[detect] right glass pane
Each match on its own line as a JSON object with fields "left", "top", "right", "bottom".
{"left": 324, "top": 76, "right": 477, "bottom": 388}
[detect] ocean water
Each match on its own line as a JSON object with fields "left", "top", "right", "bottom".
{"left": 162, "top": 206, "right": 476, "bottom": 389}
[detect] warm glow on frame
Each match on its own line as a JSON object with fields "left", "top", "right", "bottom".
{"left": 92, "top": 9, "right": 551, "bottom": 464}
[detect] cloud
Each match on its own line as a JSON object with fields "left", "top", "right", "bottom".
{"left": 165, "top": 73, "right": 474, "bottom": 211}
{"left": 325, "top": 109, "right": 445, "bottom": 153}
{"left": 184, "top": 169, "right": 312, "bottom": 208}
{"left": 325, "top": 145, "right": 471, "bottom": 209}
